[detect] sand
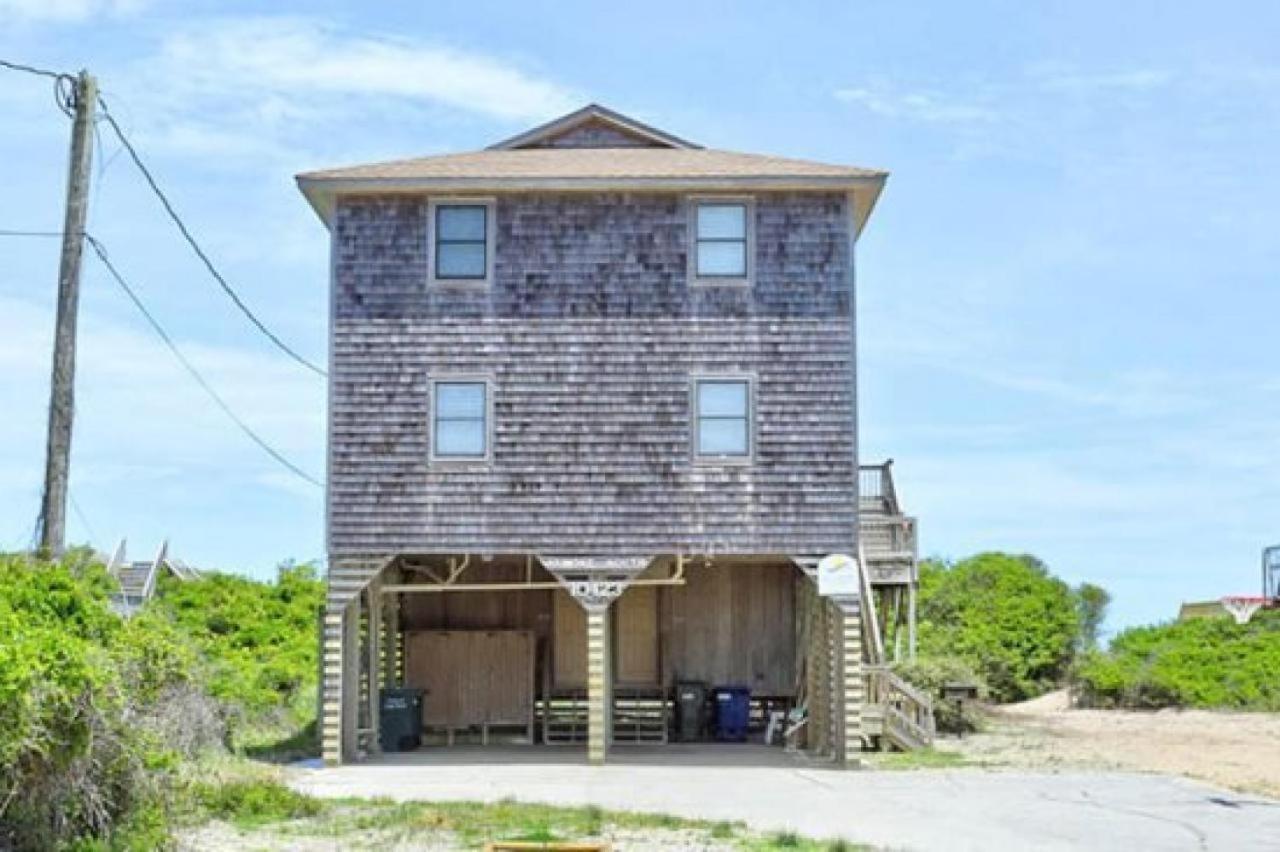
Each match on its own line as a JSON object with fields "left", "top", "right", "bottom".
{"left": 939, "top": 690, "right": 1280, "bottom": 798}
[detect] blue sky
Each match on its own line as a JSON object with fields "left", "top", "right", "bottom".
{"left": 1, "top": 1, "right": 1277, "bottom": 633}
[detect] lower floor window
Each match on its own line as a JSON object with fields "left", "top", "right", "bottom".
{"left": 433, "top": 380, "right": 488, "bottom": 459}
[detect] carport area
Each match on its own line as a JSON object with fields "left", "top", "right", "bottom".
{"left": 321, "top": 553, "right": 865, "bottom": 767}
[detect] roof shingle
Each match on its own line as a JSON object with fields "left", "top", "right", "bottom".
{"left": 297, "top": 147, "right": 886, "bottom": 183}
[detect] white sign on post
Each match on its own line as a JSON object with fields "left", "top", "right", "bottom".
{"left": 817, "top": 553, "right": 861, "bottom": 598}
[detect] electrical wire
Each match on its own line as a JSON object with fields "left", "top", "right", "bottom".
{"left": 68, "top": 491, "right": 98, "bottom": 542}
{"left": 0, "top": 229, "right": 65, "bottom": 238}
{"left": 94, "top": 97, "right": 328, "bottom": 378}
{"left": 0, "top": 58, "right": 66, "bottom": 79}
{"left": 0, "top": 227, "right": 323, "bottom": 489}
{"left": 82, "top": 233, "right": 323, "bottom": 489}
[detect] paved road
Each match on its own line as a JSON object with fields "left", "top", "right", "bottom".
{"left": 291, "top": 753, "right": 1280, "bottom": 851}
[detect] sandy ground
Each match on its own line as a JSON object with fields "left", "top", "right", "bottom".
{"left": 179, "top": 820, "right": 735, "bottom": 851}
{"left": 938, "top": 690, "right": 1280, "bottom": 798}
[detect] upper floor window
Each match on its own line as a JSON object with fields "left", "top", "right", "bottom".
{"left": 432, "top": 380, "right": 489, "bottom": 460}
{"left": 694, "top": 378, "right": 752, "bottom": 460}
{"left": 430, "top": 199, "right": 494, "bottom": 284}
{"left": 691, "top": 198, "right": 753, "bottom": 283}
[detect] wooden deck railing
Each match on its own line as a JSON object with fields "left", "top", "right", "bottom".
{"left": 859, "top": 460, "right": 900, "bottom": 514}
{"left": 866, "top": 664, "right": 936, "bottom": 749}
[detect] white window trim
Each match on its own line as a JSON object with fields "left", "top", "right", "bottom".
{"left": 690, "top": 374, "right": 756, "bottom": 465}
{"left": 428, "top": 375, "right": 495, "bottom": 464}
{"left": 687, "top": 195, "right": 755, "bottom": 288}
{"left": 427, "top": 197, "right": 496, "bottom": 287}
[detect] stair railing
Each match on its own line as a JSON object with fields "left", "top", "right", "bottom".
{"left": 857, "top": 539, "right": 885, "bottom": 664}
{"left": 866, "top": 664, "right": 936, "bottom": 748}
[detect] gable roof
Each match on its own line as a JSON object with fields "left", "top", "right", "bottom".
{"left": 488, "top": 103, "right": 701, "bottom": 150}
{"left": 297, "top": 105, "right": 888, "bottom": 235}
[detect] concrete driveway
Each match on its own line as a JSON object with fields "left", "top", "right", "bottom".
{"left": 290, "top": 748, "right": 1280, "bottom": 851}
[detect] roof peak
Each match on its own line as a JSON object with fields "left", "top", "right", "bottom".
{"left": 488, "top": 103, "right": 702, "bottom": 151}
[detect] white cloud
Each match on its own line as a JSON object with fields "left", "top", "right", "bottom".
{"left": 1030, "top": 66, "right": 1175, "bottom": 94}
{"left": 159, "top": 17, "right": 579, "bottom": 124}
{"left": 0, "top": 0, "right": 145, "bottom": 23}
{"left": 834, "top": 83, "right": 999, "bottom": 124}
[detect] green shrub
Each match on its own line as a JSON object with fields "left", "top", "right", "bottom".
{"left": 0, "top": 551, "right": 202, "bottom": 850}
{"left": 1074, "top": 610, "right": 1280, "bottom": 710}
{"left": 917, "top": 553, "right": 1083, "bottom": 701}
{"left": 149, "top": 563, "right": 323, "bottom": 748}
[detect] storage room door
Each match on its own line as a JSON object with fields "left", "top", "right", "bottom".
{"left": 614, "top": 585, "right": 659, "bottom": 685}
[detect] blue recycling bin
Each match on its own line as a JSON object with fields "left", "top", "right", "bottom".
{"left": 712, "top": 686, "right": 751, "bottom": 742}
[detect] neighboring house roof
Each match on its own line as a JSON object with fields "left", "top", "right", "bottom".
{"left": 1178, "top": 600, "right": 1228, "bottom": 621}
{"left": 296, "top": 104, "right": 888, "bottom": 235}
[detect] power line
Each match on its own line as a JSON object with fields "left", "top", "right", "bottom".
{"left": 94, "top": 97, "right": 327, "bottom": 378}
{"left": 0, "top": 229, "right": 65, "bottom": 238}
{"left": 83, "top": 233, "right": 323, "bottom": 489}
{"left": 68, "top": 491, "right": 98, "bottom": 542}
{"left": 0, "top": 58, "right": 67, "bottom": 80}
{"left": 0, "top": 226, "right": 322, "bottom": 489}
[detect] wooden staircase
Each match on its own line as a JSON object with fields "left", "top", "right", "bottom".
{"left": 859, "top": 461, "right": 918, "bottom": 588}
{"left": 105, "top": 539, "right": 201, "bottom": 616}
{"left": 863, "top": 666, "right": 936, "bottom": 751}
{"left": 857, "top": 461, "right": 935, "bottom": 751}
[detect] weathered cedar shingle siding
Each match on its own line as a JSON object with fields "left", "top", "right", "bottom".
{"left": 530, "top": 119, "right": 659, "bottom": 148}
{"left": 330, "top": 192, "right": 855, "bottom": 557}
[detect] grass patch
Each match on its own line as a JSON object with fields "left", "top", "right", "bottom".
{"left": 190, "top": 777, "right": 325, "bottom": 828}
{"left": 869, "top": 747, "right": 971, "bottom": 770}
{"left": 741, "top": 832, "right": 870, "bottom": 851}
{"left": 175, "top": 763, "right": 868, "bottom": 850}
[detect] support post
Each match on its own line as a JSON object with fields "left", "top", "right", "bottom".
{"left": 365, "top": 582, "right": 381, "bottom": 755}
{"left": 340, "top": 597, "right": 360, "bottom": 761}
{"left": 382, "top": 591, "right": 400, "bottom": 687}
{"left": 38, "top": 70, "right": 96, "bottom": 557}
{"left": 840, "top": 600, "right": 865, "bottom": 768}
{"left": 541, "top": 556, "right": 648, "bottom": 765}
{"left": 907, "top": 581, "right": 917, "bottom": 662}
{"left": 586, "top": 605, "right": 611, "bottom": 765}
{"left": 320, "top": 602, "right": 347, "bottom": 765}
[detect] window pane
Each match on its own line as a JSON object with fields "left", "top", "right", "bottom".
{"left": 699, "top": 418, "right": 748, "bottom": 455}
{"left": 435, "top": 419, "right": 485, "bottom": 456}
{"left": 437, "top": 242, "right": 486, "bottom": 278}
{"left": 437, "top": 205, "right": 487, "bottom": 241}
{"left": 436, "top": 383, "right": 485, "bottom": 418}
{"left": 696, "top": 240, "right": 746, "bottom": 277}
{"left": 697, "top": 203, "right": 746, "bottom": 239}
{"left": 699, "top": 381, "right": 747, "bottom": 417}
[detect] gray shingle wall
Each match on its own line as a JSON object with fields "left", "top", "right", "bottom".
{"left": 531, "top": 120, "right": 657, "bottom": 148}
{"left": 330, "top": 192, "right": 856, "bottom": 557}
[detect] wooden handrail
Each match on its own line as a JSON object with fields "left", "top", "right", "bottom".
{"left": 870, "top": 666, "right": 933, "bottom": 712}
{"left": 857, "top": 540, "right": 884, "bottom": 664}
{"left": 865, "top": 665, "right": 936, "bottom": 747}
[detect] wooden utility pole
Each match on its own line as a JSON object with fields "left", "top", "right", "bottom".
{"left": 38, "top": 70, "right": 96, "bottom": 558}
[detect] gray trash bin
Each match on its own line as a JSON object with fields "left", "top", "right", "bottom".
{"left": 379, "top": 687, "right": 425, "bottom": 752}
{"left": 674, "top": 681, "right": 708, "bottom": 742}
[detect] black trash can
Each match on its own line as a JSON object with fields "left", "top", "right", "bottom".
{"left": 674, "top": 680, "right": 708, "bottom": 742}
{"left": 379, "top": 687, "right": 425, "bottom": 752}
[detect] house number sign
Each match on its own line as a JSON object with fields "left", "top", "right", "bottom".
{"left": 569, "top": 580, "right": 624, "bottom": 600}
